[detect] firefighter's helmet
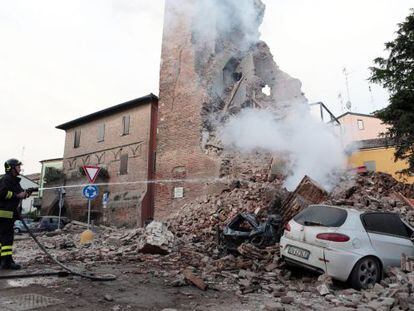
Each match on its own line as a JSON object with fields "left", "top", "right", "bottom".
{"left": 4, "top": 158, "right": 22, "bottom": 173}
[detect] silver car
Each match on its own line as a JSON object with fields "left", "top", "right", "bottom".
{"left": 13, "top": 219, "right": 34, "bottom": 234}
{"left": 280, "top": 205, "right": 414, "bottom": 289}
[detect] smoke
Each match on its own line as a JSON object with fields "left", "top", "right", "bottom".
{"left": 218, "top": 105, "right": 347, "bottom": 190}
{"left": 164, "top": 0, "right": 347, "bottom": 190}
{"left": 194, "top": 0, "right": 263, "bottom": 46}
{"left": 167, "top": 0, "right": 264, "bottom": 52}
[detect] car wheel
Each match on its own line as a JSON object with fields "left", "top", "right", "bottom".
{"left": 350, "top": 257, "right": 381, "bottom": 290}
{"left": 14, "top": 228, "right": 20, "bottom": 234}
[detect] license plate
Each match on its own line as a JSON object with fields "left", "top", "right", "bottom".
{"left": 288, "top": 245, "right": 310, "bottom": 259}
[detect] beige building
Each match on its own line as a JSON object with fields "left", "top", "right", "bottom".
{"left": 56, "top": 94, "right": 158, "bottom": 227}
{"left": 337, "top": 112, "right": 413, "bottom": 182}
{"left": 337, "top": 112, "right": 389, "bottom": 146}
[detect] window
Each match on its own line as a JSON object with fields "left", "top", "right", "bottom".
{"left": 119, "top": 154, "right": 128, "bottom": 175}
{"left": 294, "top": 205, "right": 348, "bottom": 227}
{"left": 173, "top": 187, "right": 184, "bottom": 198}
{"left": 364, "top": 160, "right": 376, "bottom": 172}
{"left": 361, "top": 212, "right": 411, "bottom": 238}
{"left": 122, "top": 115, "right": 130, "bottom": 135}
{"left": 357, "top": 119, "right": 364, "bottom": 130}
{"left": 97, "top": 124, "right": 105, "bottom": 142}
{"left": 74, "top": 130, "right": 81, "bottom": 148}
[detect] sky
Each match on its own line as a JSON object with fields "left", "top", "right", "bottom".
{"left": 0, "top": 0, "right": 412, "bottom": 174}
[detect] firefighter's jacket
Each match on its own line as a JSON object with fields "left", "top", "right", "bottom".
{"left": 0, "top": 173, "right": 23, "bottom": 220}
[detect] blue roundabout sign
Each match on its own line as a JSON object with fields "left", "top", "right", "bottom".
{"left": 82, "top": 185, "right": 99, "bottom": 200}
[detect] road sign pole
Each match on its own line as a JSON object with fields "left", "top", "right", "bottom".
{"left": 82, "top": 184, "right": 98, "bottom": 231}
{"left": 87, "top": 199, "right": 91, "bottom": 230}
{"left": 58, "top": 187, "right": 63, "bottom": 230}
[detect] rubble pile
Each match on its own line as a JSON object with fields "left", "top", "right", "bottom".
{"left": 136, "top": 221, "right": 174, "bottom": 255}
{"left": 280, "top": 175, "right": 328, "bottom": 228}
{"left": 329, "top": 171, "right": 414, "bottom": 225}
{"left": 19, "top": 221, "right": 175, "bottom": 266}
{"left": 161, "top": 171, "right": 414, "bottom": 300}
{"left": 167, "top": 176, "right": 287, "bottom": 254}
{"left": 13, "top": 171, "right": 414, "bottom": 310}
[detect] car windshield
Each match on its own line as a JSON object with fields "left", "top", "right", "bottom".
{"left": 294, "top": 205, "right": 348, "bottom": 227}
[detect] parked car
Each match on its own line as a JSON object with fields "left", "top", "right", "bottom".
{"left": 14, "top": 219, "right": 34, "bottom": 234}
{"left": 35, "top": 216, "right": 70, "bottom": 232}
{"left": 280, "top": 204, "right": 414, "bottom": 289}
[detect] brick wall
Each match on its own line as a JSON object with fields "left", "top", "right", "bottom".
{"left": 155, "top": 1, "right": 221, "bottom": 220}
{"left": 61, "top": 101, "right": 157, "bottom": 227}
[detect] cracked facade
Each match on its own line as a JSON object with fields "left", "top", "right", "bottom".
{"left": 155, "top": 0, "right": 307, "bottom": 219}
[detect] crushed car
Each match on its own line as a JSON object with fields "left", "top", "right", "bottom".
{"left": 280, "top": 204, "right": 414, "bottom": 289}
{"left": 221, "top": 213, "right": 281, "bottom": 253}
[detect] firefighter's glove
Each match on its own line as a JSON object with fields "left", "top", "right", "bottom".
{"left": 16, "top": 191, "right": 28, "bottom": 199}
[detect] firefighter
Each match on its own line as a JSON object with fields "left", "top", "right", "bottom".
{"left": 0, "top": 158, "right": 29, "bottom": 270}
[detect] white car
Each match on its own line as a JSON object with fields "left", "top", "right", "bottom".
{"left": 280, "top": 205, "right": 414, "bottom": 289}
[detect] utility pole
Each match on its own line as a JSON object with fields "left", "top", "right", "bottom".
{"left": 368, "top": 84, "right": 375, "bottom": 112}
{"left": 342, "top": 67, "right": 352, "bottom": 111}
{"left": 338, "top": 92, "right": 344, "bottom": 112}
{"left": 57, "top": 187, "right": 65, "bottom": 230}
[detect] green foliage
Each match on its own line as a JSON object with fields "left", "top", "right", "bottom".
{"left": 369, "top": 9, "right": 414, "bottom": 174}
{"left": 44, "top": 167, "right": 64, "bottom": 183}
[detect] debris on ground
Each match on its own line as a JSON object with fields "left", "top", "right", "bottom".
{"left": 13, "top": 171, "right": 414, "bottom": 310}
{"left": 401, "top": 253, "right": 414, "bottom": 272}
{"left": 136, "top": 221, "right": 174, "bottom": 255}
{"left": 183, "top": 269, "right": 208, "bottom": 291}
{"left": 280, "top": 175, "right": 328, "bottom": 229}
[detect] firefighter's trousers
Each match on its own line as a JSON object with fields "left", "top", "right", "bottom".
{"left": 0, "top": 215, "right": 14, "bottom": 261}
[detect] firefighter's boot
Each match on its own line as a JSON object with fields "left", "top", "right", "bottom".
{"left": 1, "top": 256, "right": 21, "bottom": 270}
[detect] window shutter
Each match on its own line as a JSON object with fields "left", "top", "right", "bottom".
{"left": 357, "top": 119, "right": 364, "bottom": 130}
{"left": 120, "top": 154, "right": 128, "bottom": 175}
{"left": 98, "top": 124, "right": 105, "bottom": 142}
{"left": 74, "top": 130, "right": 81, "bottom": 148}
{"left": 122, "top": 115, "right": 130, "bottom": 135}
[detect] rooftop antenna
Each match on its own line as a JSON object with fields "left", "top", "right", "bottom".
{"left": 368, "top": 84, "right": 375, "bottom": 112}
{"left": 342, "top": 67, "right": 352, "bottom": 111}
{"left": 337, "top": 92, "right": 344, "bottom": 112}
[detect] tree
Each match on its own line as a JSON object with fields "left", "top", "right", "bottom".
{"left": 369, "top": 9, "right": 414, "bottom": 174}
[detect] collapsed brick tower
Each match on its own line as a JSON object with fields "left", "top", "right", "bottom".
{"left": 155, "top": 0, "right": 307, "bottom": 219}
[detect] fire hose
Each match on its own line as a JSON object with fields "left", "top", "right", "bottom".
{"left": 0, "top": 208, "right": 116, "bottom": 281}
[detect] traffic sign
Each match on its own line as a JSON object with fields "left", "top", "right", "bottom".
{"left": 82, "top": 165, "right": 101, "bottom": 183}
{"left": 102, "top": 192, "right": 110, "bottom": 205}
{"left": 82, "top": 185, "right": 99, "bottom": 200}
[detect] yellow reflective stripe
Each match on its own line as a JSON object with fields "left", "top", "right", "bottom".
{"left": 1, "top": 246, "right": 12, "bottom": 251}
{"left": 1, "top": 251, "right": 12, "bottom": 256}
{"left": 5, "top": 191, "right": 13, "bottom": 199}
{"left": 0, "top": 210, "right": 13, "bottom": 219}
